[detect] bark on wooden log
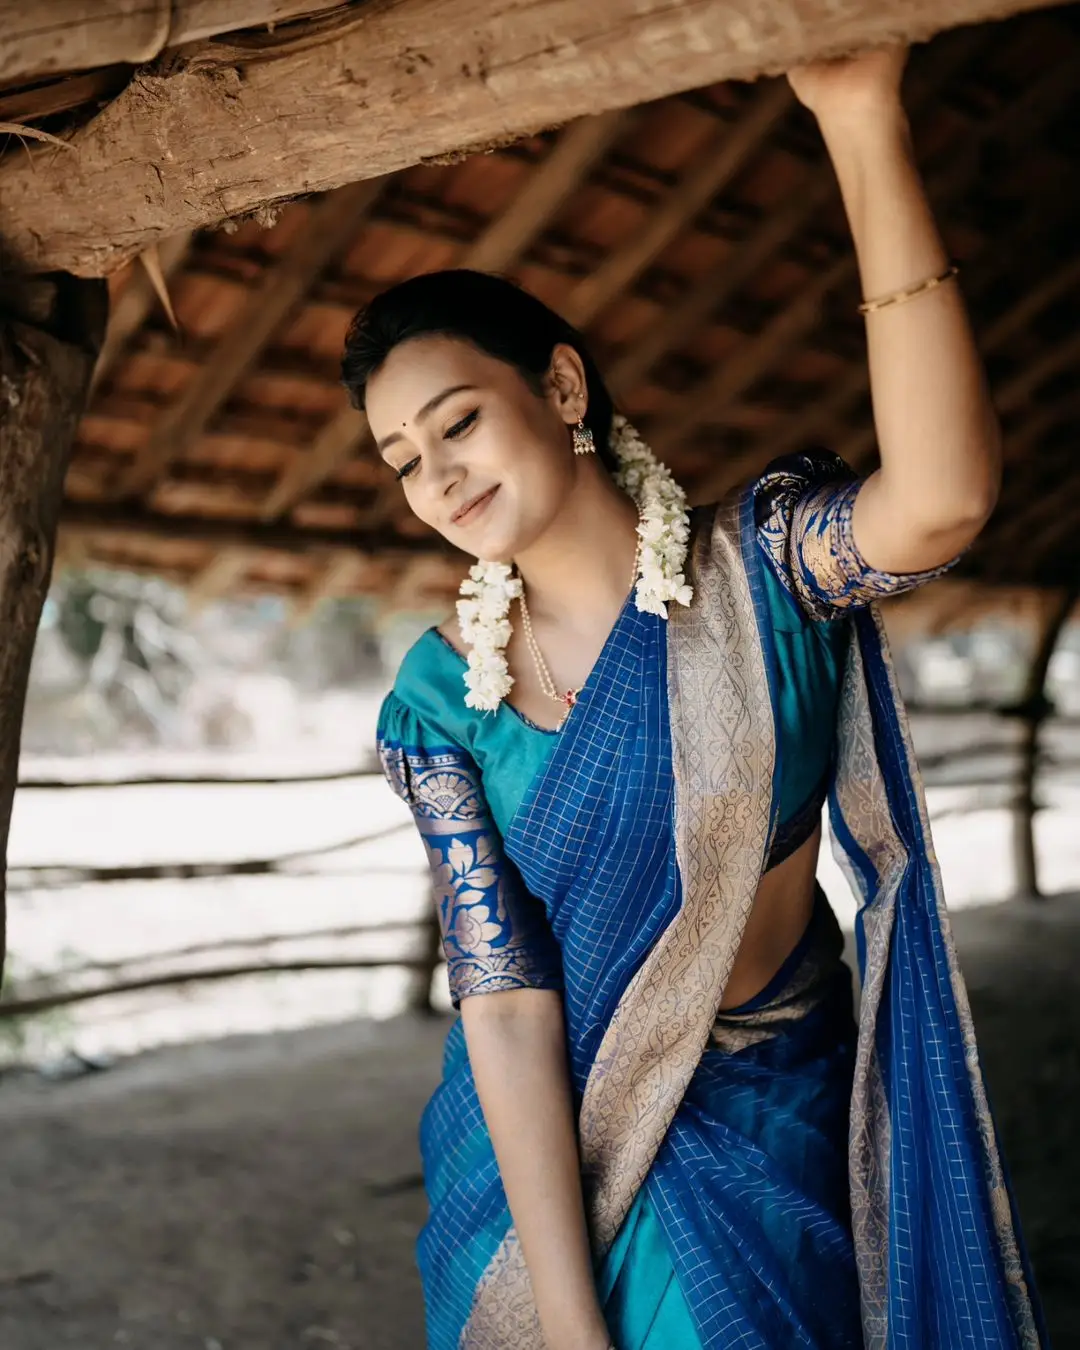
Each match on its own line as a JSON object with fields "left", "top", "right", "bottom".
{"left": 0, "top": 263, "right": 107, "bottom": 982}
{"left": 0, "top": 0, "right": 1065, "bottom": 277}
{"left": 0, "top": 2, "right": 346, "bottom": 86}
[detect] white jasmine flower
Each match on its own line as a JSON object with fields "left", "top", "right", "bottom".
{"left": 455, "top": 415, "right": 692, "bottom": 711}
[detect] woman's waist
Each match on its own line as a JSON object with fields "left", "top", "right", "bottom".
{"left": 708, "top": 884, "right": 850, "bottom": 1054}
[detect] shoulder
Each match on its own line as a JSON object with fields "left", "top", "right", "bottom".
{"left": 380, "top": 627, "right": 457, "bottom": 736}
{"left": 750, "top": 450, "right": 857, "bottom": 521}
{"left": 378, "top": 620, "right": 478, "bottom": 758}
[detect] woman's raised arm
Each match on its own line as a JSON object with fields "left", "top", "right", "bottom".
{"left": 788, "top": 46, "right": 1001, "bottom": 575}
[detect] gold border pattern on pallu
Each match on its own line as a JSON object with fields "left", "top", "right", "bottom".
{"left": 833, "top": 610, "right": 1040, "bottom": 1349}
{"left": 578, "top": 497, "right": 775, "bottom": 1250}
{"left": 461, "top": 497, "right": 776, "bottom": 1346}
{"left": 831, "top": 630, "right": 906, "bottom": 1345}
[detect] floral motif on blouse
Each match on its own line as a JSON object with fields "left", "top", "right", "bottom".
{"left": 754, "top": 451, "right": 960, "bottom": 623}
{"left": 378, "top": 736, "right": 563, "bottom": 1007}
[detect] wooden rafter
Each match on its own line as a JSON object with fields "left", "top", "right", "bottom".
{"left": 690, "top": 45, "right": 1080, "bottom": 498}
{"left": 186, "top": 548, "right": 253, "bottom": 612}
{"left": 290, "top": 551, "right": 371, "bottom": 622}
{"left": 978, "top": 390, "right": 1080, "bottom": 562}
{"left": 91, "top": 232, "right": 193, "bottom": 395}
{"left": 258, "top": 408, "right": 371, "bottom": 523}
{"left": 560, "top": 80, "right": 793, "bottom": 329}
{"left": 59, "top": 501, "right": 451, "bottom": 560}
{"left": 463, "top": 108, "right": 637, "bottom": 276}
{"left": 657, "top": 253, "right": 854, "bottom": 462}
{"left": 605, "top": 170, "right": 836, "bottom": 400}
{"left": 114, "top": 177, "right": 384, "bottom": 501}
{"left": 0, "top": 0, "right": 1063, "bottom": 276}
{"left": 603, "top": 25, "right": 987, "bottom": 401}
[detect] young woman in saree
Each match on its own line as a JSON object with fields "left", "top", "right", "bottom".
{"left": 345, "top": 45, "right": 1046, "bottom": 1350}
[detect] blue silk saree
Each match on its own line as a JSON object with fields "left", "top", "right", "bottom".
{"left": 377, "top": 453, "right": 1046, "bottom": 1349}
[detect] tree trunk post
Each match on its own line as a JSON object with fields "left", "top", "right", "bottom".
{"left": 0, "top": 262, "right": 107, "bottom": 984}
{"left": 1011, "top": 585, "right": 1077, "bottom": 900}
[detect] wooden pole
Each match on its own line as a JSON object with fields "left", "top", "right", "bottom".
{"left": 1010, "top": 586, "right": 1077, "bottom": 899}
{"left": 0, "top": 260, "right": 107, "bottom": 982}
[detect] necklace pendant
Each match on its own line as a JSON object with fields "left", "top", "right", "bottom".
{"left": 563, "top": 689, "right": 578, "bottom": 709}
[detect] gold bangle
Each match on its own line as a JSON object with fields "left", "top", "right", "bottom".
{"left": 857, "top": 263, "right": 959, "bottom": 316}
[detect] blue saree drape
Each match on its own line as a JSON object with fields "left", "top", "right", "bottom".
{"left": 377, "top": 453, "right": 1046, "bottom": 1349}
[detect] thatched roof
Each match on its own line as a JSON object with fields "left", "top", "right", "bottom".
{"left": 3, "top": 2, "right": 1079, "bottom": 611}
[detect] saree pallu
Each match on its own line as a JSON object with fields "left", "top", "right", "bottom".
{"left": 416, "top": 476, "right": 1046, "bottom": 1349}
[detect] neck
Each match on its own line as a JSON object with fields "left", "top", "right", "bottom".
{"left": 514, "top": 463, "right": 639, "bottom": 623}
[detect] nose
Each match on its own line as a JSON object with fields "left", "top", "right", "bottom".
{"left": 427, "top": 452, "right": 465, "bottom": 501}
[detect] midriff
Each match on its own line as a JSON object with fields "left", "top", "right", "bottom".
{"left": 718, "top": 824, "right": 823, "bottom": 1011}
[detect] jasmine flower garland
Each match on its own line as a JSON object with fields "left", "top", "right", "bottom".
{"left": 456, "top": 415, "right": 692, "bottom": 712}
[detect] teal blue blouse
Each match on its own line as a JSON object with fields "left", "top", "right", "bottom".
{"left": 387, "top": 557, "right": 848, "bottom": 841}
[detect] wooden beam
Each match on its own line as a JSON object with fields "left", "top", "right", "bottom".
{"left": 560, "top": 80, "right": 793, "bottom": 329}
{"left": 115, "top": 178, "right": 383, "bottom": 500}
{"left": 606, "top": 170, "right": 835, "bottom": 399}
{"left": 258, "top": 405, "right": 371, "bottom": 521}
{"left": 462, "top": 109, "right": 637, "bottom": 275}
{"left": 59, "top": 500, "right": 453, "bottom": 559}
{"left": 91, "top": 231, "right": 194, "bottom": 394}
{"left": 656, "top": 253, "right": 854, "bottom": 460}
{"left": 186, "top": 547, "right": 253, "bottom": 612}
{"left": 1, "top": 0, "right": 1063, "bottom": 276}
{"left": 0, "top": 267, "right": 108, "bottom": 978}
{"left": 1, "top": 2, "right": 348, "bottom": 85}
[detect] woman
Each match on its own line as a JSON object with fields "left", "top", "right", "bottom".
{"left": 344, "top": 46, "right": 1046, "bottom": 1350}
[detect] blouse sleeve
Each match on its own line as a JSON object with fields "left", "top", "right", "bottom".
{"left": 377, "top": 692, "right": 564, "bottom": 1009}
{"left": 753, "top": 451, "right": 962, "bottom": 623}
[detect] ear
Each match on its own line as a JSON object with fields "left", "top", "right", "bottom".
{"left": 544, "top": 343, "right": 589, "bottom": 425}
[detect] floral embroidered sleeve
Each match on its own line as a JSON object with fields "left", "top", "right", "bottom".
{"left": 753, "top": 450, "right": 962, "bottom": 622}
{"left": 377, "top": 693, "right": 564, "bottom": 1009}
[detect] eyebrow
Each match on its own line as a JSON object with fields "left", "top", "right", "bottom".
{"left": 376, "top": 384, "right": 479, "bottom": 455}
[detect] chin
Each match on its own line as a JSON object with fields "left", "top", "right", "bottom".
{"left": 459, "top": 513, "right": 522, "bottom": 565}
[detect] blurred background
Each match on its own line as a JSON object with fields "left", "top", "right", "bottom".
{"left": 2, "top": 2, "right": 1080, "bottom": 1347}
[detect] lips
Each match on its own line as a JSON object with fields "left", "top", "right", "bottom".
{"left": 451, "top": 485, "right": 499, "bottom": 525}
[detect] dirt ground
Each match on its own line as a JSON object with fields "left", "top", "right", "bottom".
{"left": 1, "top": 896, "right": 1078, "bottom": 1350}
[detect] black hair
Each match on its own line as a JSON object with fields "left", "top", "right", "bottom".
{"left": 341, "top": 269, "right": 617, "bottom": 470}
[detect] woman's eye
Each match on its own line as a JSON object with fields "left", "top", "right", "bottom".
{"left": 445, "top": 409, "right": 479, "bottom": 439}
{"left": 396, "top": 456, "right": 421, "bottom": 481}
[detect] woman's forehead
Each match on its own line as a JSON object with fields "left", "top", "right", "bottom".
{"left": 368, "top": 338, "right": 515, "bottom": 422}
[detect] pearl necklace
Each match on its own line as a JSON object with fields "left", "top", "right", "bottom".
{"left": 516, "top": 518, "right": 643, "bottom": 726}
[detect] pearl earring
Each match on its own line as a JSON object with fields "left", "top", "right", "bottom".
{"left": 572, "top": 418, "right": 595, "bottom": 456}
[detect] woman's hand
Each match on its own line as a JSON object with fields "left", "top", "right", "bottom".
{"left": 786, "top": 45, "right": 908, "bottom": 131}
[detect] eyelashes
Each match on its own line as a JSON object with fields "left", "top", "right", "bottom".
{"left": 396, "top": 457, "right": 420, "bottom": 481}
{"left": 445, "top": 408, "right": 479, "bottom": 439}
{"left": 394, "top": 408, "right": 480, "bottom": 482}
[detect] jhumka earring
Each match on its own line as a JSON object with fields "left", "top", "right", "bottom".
{"left": 572, "top": 418, "right": 595, "bottom": 455}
